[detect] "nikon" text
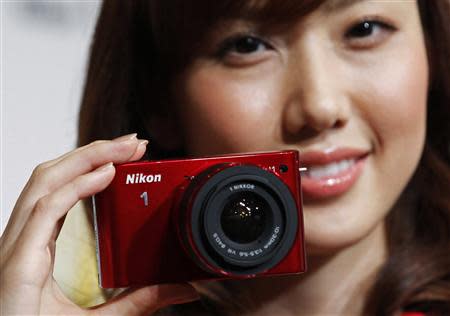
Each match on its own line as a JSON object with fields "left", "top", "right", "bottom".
{"left": 126, "top": 173, "right": 162, "bottom": 184}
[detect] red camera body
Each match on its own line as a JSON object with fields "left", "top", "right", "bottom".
{"left": 93, "top": 150, "right": 306, "bottom": 288}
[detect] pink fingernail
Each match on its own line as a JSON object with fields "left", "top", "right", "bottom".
{"left": 113, "top": 133, "right": 137, "bottom": 142}
{"left": 138, "top": 139, "right": 149, "bottom": 147}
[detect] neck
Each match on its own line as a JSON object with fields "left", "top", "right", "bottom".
{"left": 239, "top": 222, "right": 388, "bottom": 316}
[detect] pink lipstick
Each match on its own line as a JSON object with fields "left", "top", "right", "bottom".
{"left": 300, "top": 148, "right": 369, "bottom": 200}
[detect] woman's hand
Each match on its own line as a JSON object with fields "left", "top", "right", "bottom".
{"left": 0, "top": 134, "right": 200, "bottom": 315}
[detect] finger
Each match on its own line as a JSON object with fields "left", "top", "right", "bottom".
{"left": 37, "top": 133, "right": 139, "bottom": 169}
{"left": 129, "top": 140, "right": 149, "bottom": 162}
{"left": 2, "top": 137, "right": 147, "bottom": 253}
{"left": 29, "top": 135, "right": 140, "bottom": 196}
{"left": 1, "top": 163, "right": 114, "bottom": 294}
{"left": 91, "top": 284, "right": 200, "bottom": 316}
{"left": 15, "top": 162, "right": 115, "bottom": 258}
{"left": 8, "top": 133, "right": 138, "bottom": 223}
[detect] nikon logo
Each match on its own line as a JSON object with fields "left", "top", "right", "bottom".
{"left": 126, "top": 173, "right": 162, "bottom": 184}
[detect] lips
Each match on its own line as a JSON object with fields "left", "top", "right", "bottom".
{"left": 300, "top": 148, "right": 369, "bottom": 200}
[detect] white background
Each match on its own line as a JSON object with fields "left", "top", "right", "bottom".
{"left": 1, "top": 1, "right": 101, "bottom": 233}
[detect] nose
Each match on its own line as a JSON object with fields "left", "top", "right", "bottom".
{"left": 283, "top": 37, "right": 350, "bottom": 137}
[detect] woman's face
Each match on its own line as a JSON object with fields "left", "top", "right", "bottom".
{"left": 175, "top": 0, "right": 428, "bottom": 254}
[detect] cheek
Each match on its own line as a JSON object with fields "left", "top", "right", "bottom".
{"left": 179, "top": 67, "right": 282, "bottom": 155}
{"left": 375, "top": 47, "right": 428, "bottom": 202}
{"left": 305, "top": 38, "right": 429, "bottom": 254}
{"left": 355, "top": 41, "right": 428, "bottom": 172}
{"left": 361, "top": 40, "right": 429, "bottom": 221}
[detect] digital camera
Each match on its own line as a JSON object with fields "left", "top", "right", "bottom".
{"left": 93, "top": 150, "right": 306, "bottom": 288}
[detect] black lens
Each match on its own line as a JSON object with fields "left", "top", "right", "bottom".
{"left": 220, "top": 192, "right": 269, "bottom": 244}
{"left": 183, "top": 164, "right": 299, "bottom": 275}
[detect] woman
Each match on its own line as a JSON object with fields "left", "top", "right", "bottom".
{"left": 1, "top": 0, "right": 449, "bottom": 315}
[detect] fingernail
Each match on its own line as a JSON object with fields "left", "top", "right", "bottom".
{"left": 113, "top": 133, "right": 137, "bottom": 142}
{"left": 97, "top": 162, "right": 114, "bottom": 172}
{"left": 138, "top": 139, "right": 149, "bottom": 147}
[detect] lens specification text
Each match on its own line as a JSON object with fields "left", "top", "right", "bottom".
{"left": 213, "top": 231, "right": 265, "bottom": 257}
{"left": 212, "top": 227, "right": 280, "bottom": 258}
{"left": 263, "top": 226, "right": 280, "bottom": 249}
{"left": 228, "top": 183, "right": 255, "bottom": 191}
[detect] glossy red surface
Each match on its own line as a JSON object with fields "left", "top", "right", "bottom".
{"left": 93, "top": 150, "right": 306, "bottom": 288}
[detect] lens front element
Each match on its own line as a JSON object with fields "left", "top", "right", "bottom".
{"left": 221, "top": 191, "right": 269, "bottom": 244}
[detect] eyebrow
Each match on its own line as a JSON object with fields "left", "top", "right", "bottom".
{"left": 321, "top": 0, "right": 367, "bottom": 12}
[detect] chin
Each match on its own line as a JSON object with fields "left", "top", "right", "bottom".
{"left": 303, "top": 217, "right": 386, "bottom": 257}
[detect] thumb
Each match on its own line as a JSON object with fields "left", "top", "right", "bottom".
{"left": 90, "top": 284, "right": 200, "bottom": 316}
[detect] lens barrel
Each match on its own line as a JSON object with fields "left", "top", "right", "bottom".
{"left": 181, "top": 165, "right": 298, "bottom": 275}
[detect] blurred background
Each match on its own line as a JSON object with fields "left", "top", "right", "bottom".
{"left": 1, "top": 1, "right": 101, "bottom": 233}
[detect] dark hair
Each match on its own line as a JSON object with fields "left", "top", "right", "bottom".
{"left": 78, "top": 1, "right": 450, "bottom": 315}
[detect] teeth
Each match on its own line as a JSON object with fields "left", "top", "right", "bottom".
{"left": 305, "top": 159, "right": 355, "bottom": 179}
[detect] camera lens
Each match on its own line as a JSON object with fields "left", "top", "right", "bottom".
{"left": 221, "top": 191, "right": 269, "bottom": 244}
{"left": 181, "top": 164, "right": 299, "bottom": 276}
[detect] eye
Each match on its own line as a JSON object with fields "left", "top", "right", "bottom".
{"left": 225, "top": 36, "right": 268, "bottom": 54}
{"left": 216, "top": 34, "right": 273, "bottom": 60}
{"left": 344, "top": 20, "right": 396, "bottom": 48}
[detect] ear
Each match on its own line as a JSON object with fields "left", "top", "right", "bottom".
{"left": 147, "top": 115, "right": 184, "bottom": 151}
